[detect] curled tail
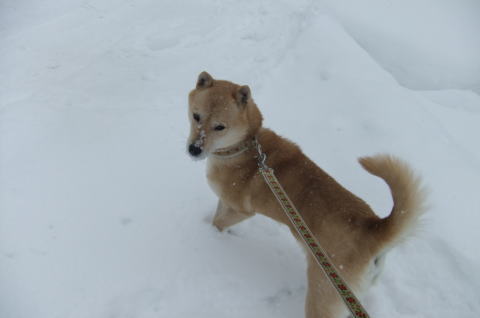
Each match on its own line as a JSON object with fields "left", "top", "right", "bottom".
{"left": 359, "top": 154, "right": 427, "bottom": 249}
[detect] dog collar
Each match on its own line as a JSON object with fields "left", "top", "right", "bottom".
{"left": 211, "top": 139, "right": 254, "bottom": 159}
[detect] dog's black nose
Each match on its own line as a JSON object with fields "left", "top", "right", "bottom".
{"left": 189, "top": 144, "right": 202, "bottom": 157}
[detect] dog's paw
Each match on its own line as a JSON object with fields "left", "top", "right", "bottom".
{"left": 212, "top": 220, "right": 226, "bottom": 232}
{"left": 212, "top": 221, "right": 239, "bottom": 235}
{"left": 204, "top": 214, "right": 225, "bottom": 232}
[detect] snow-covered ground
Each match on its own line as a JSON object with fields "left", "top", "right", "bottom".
{"left": 1, "top": 0, "right": 480, "bottom": 317}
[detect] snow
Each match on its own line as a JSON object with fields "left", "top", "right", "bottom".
{"left": 319, "top": 0, "right": 480, "bottom": 92}
{"left": 1, "top": 0, "right": 479, "bottom": 317}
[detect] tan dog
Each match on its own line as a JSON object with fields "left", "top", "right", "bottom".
{"left": 187, "top": 71, "right": 426, "bottom": 318}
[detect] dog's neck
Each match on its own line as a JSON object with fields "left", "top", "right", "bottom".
{"left": 210, "top": 137, "right": 256, "bottom": 159}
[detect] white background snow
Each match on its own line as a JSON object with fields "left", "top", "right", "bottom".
{"left": 1, "top": 0, "right": 480, "bottom": 317}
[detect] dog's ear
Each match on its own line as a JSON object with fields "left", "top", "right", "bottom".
{"left": 235, "top": 85, "right": 251, "bottom": 107}
{"left": 196, "top": 71, "right": 213, "bottom": 89}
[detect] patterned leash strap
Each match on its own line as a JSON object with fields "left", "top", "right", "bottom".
{"left": 254, "top": 140, "right": 370, "bottom": 318}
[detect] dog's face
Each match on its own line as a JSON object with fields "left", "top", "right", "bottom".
{"left": 187, "top": 72, "right": 260, "bottom": 159}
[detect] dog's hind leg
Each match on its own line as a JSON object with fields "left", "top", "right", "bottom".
{"left": 212, "top": 200, "right": 254, "bottom": 231}
{"left": 305, "top": 255, "right": 351, "bottom": 318}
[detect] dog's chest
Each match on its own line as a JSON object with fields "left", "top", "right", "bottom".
{"left": 206, "top": 158, "right": 252, "bottom": 210}
{"left": 206, "top": 158, "right": 225, "bottom": 197}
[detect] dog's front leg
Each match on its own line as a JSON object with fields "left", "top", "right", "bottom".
{"left": 212, "top": 200, "right": 254, "bottom": 231}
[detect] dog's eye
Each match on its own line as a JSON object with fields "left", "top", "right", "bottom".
{"left": 214, "top": 125, "right": 225, "bottom": 131}
{"left": 193, "top": 113, "right": 200, "bottom": 122}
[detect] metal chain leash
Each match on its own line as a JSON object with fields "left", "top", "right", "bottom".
{"left": 253, "top": 138, "right": 370, "bottom": 318}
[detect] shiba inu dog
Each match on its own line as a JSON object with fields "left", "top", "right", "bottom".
{"left": 187, "top": 71, "right": 426, "bottom": 318}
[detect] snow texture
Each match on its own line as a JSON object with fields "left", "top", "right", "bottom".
{"left": 1, "top": 0, "right": 479, "bottom": 317}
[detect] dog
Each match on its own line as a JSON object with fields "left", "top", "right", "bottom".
{"left": 187, "top": 71, "right": 426, "bottom": 318}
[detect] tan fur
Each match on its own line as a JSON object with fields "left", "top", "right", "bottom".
{"left": 187, "top": 72, "right": 426, "bottom": 318}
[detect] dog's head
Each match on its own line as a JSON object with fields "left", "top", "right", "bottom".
{"left": 187, "top": 72, "right": 262, "bottom": 159}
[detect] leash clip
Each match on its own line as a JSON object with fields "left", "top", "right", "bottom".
{"left": 253, "top": 137, "right": 268, "bottom": 170}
